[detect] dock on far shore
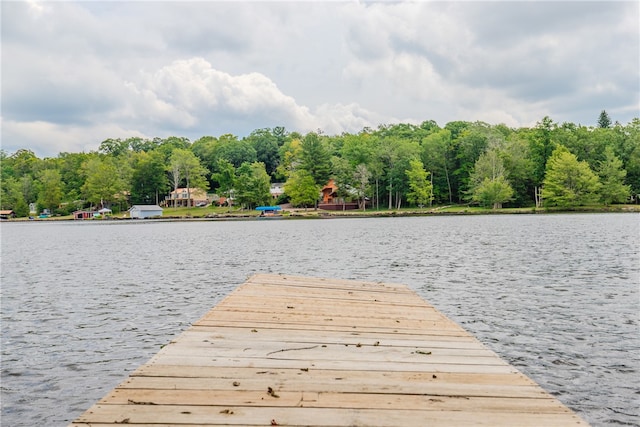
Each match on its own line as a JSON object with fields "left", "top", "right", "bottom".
{"left": 70, "top": 273, "right": 589, "bottom": 426}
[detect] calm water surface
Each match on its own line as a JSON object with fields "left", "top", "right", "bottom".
{"left": 1, "top": 213, "right": 638, "bottom": 426}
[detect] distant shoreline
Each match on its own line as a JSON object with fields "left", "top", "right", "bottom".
{"left": 4, "top": 204, "right": 639, "bottom": 223}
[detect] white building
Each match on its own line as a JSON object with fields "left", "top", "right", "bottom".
{"left": 129, "top": 205, "right": 163, "bottom": 219}
{"left": 270, "top": 183, "right": 285, "bottom": 199}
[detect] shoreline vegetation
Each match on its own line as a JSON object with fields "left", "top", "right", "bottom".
{"left": 5, "top": 204, "right": 639, "bottom": 222}
{"left": 2, "top": 114, "right": 638, "bottom": 219}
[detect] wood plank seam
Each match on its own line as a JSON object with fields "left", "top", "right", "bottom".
{"left": 70, "top": 274, "right": 589, "bottom": 427}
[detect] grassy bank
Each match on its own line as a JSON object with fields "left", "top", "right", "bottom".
{"left": 7, "top": 203, "right": 639, "bottom": 222}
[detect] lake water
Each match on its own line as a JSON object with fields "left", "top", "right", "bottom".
{"left": 1, "top": 213, "right": 638, "bottom": 426}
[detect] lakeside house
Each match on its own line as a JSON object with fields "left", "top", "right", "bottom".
{"left": 129, "top": 205, "right": 163, "bottom": 219}
{"left": 321, "top": 179, "right": 338, "bottom": 204}
{"left": 73, "top": 208, "right": 112, "bottom": 220}
{"left": 319, "top": 179, "right": 359, "bottom": 210}
{"left": 270, "top": 183, "right": 285, "bottom": 199}
{"left": 0, "top": 210, "right": 15, "bottom": 219}
{"left": 165, "top": 188, "right": 209, "bottom": 207}
{"left": 73, "top": 210, "right": 93, "bottom": 220}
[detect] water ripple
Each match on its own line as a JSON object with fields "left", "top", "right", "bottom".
{"left": 1, "top": 213, "right": 638, "bottom": 426}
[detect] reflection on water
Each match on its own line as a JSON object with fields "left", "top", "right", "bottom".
{"left": 1, "top": 213, "right": 638, "bottom": 426}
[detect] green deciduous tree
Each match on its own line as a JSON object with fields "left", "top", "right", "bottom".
{"left": 421, "top": 129, "right": 454, "bottom": 203}
{"left": 168, "top": 158, "right": 182, "bottom": 206}
{"left": 330, "top": 156, "right": 354, "bottom": 207}
{"left": 468, "top": 148, "right": 513, "bottom": 209}
{"left": 529, "top": 116, "right": 557, "bottom": 187}
{"left": 191, "top": 136, "right": 218, "bottom": 170}
{"left": 617, "top": 119, "right": 640, "bottom": 197}
{"left": 18, "top": 175, "right": 37, "bottom": 205}
{"left": 500, "top": 133, "right": 535, "bottom": 206}
{"left": 339, "top": 131, "right": 381, "bottom": 208}
{"left": 211, "top": 159, "right": 236, "bottom": 208}
{"left": 1, "top": 150, "right": 40, "bottom": 206}
{"left": 353, "top": 163, "right": 371, "bottom": 210}
{"left": 155, "top": 136, "right": 191, "bottom": 165}
{"left": 472, "top": 177, "right": 514, "bottom": 209}
{"left": 557, "top": 124, "right": 606, "bottom": 169}
{"left": 597, "top": 146, "right": 630, "bottom": 205}
{"left": 127, "top": 137, "right": 155, "bottom": 153}
{"left": 543, "top": 147, "right": 601, "bottom": 207}
{"left": 8, "top": 149, "right": 39, "bottom": 178}
{"left": 375, "top": 137, "right": 400, "bottom": 210}
{"left": 234, "top": 162, "right": 272, "bottom": 209}
{"left": 13, "top": 195, "right": 29, "bottom": 217}
{"left": 1, "top": 177, "right": 26, "bottom": 212}
{"left": 0, "top": 167, "right": 30, "bottom": 217}
{"left": 284, "top": 170, "right": 319, "bottom": 208}
{"left": 130, "top": 151, "right": 169, "bottom": 205}
{"left": 276, "top": 137, "right": 302, "bottom": 180}
{"left": 169, "top": 149, "right": 209, "bottom": 207}
{"left": 58, "top": 151, "right": 90, "bottom": 203}
{"left": 211, "top": 134, "right": 257, "bottom": 169}
{"left": 246, "top": 128, "right": 281, "bottom": 177}
{"left": 82, "top": 157, "right": 125, "bottom": 208}
{"left": 626, "top": 144, "right": 640, "bottom": 200}
{"left": 405, "top": 159, "right": 433, "bottom": 208}
{"left": 340, "top": 132, "right": 375, "bottom": 167}
{"left": 444, "top": 121, "right": 471, "bottom": 140}
{"left": 37, "top": 169, "right": 63, "bottom": 213}
{"left": 330, "top": 156, "right": 372, "bottom": 210}
{"left": 98, "top": 138, "right": 129, "bottom": 157}
{"left": 374, "top": 136, "right": 420, "bottom": 209}
{"left": 453, "top": 123, "right": 494, "bottom": 202}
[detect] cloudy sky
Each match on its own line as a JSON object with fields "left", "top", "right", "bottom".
{"left": 2, "top": 1, "right": 638, "bottom": 157}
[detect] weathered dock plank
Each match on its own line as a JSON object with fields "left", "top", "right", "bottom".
{"left": 70, "top": 274, "right": 589, "bottom": 426}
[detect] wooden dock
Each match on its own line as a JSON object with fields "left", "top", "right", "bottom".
{"left": 70, "top": 274, "right": 588, "bottom": 426}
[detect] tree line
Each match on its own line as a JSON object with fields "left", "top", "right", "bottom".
{"left": 1, "top": 111, "right": 638, "bottom": 217}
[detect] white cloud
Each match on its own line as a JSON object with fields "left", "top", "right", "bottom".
{"left": 1, "top": 1, "right": 637, "bottom": 157}
{"left": 1, "top": 118, "right": 149, "bottom": 157}
{"left": 119, "top": 58, "right": 316, "bottom": 132}
{"left": 118, "top": 57, "right": 398, "bottom": 139}
{"left": 313, "top": 102, "right": 388, "bottom": 135}
{"left": 26, "top": 0, "right": 47, "bottom": 18}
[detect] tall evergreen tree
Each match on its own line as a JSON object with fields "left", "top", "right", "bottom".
{"left": 598, "top": 110, "right": 612, "bottom": 129}
{"left": 300, "top": 132, "right": 331, "bottom": 186}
